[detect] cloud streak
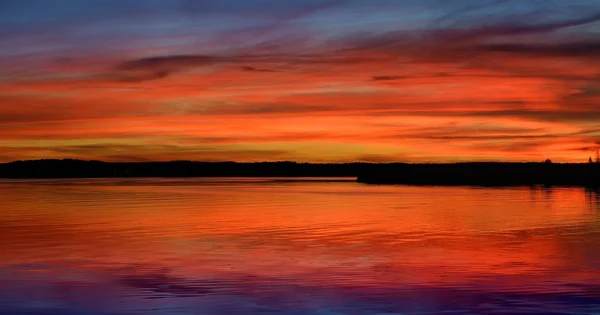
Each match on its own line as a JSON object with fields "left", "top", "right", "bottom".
{"left": 1, "top": 0, "right": 600, "bottom": 162}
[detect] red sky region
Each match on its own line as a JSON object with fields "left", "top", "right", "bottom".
{"left": 1, "top": 0, "right": 600, "bottom": 162}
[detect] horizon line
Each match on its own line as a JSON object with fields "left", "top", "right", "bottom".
{"left": 1, "top": 158, "right": 592, "bottom": 165}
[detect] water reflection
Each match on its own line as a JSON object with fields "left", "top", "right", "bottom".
{"left": 585, "top": 187, "right": 600, "bottom": 212}
{"left": 1, "top": 179, "right": 600, "bottom": 314}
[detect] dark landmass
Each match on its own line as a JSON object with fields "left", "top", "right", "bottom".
{"left": 357, "top": 162, "right": 600, "bottom": 187}
{"left": 1, "top": 159, "right": 599, "bottom": 187}
{"left": 0, "top": 159, "right": 369, "bottom": 178}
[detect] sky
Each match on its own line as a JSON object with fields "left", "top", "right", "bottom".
{"left": 1, "top": 0, "right": 600, "bottom": 163}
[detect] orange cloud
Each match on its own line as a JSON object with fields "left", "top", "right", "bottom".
{"left": 2, "top": 5, "right": 600, "bottom": 162}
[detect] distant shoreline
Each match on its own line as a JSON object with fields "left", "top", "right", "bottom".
{"left": 357, "top": 163, "right": 600, "bottom": 187}
{"left": 1, "top": 159, "right": 599, "bottom": 187}
{"left": 0, "top": 159, "right": 370, "bottom": 179}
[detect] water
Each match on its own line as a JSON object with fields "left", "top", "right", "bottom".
{"left": 1, "top": 178, "right": 600, "bottom": 315}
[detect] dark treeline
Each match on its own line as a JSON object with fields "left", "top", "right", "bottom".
{"left": 1, "top": 159, "right": 600, "bottom": 187}
{"left": 0, "top": 159, "right": 374, "bottom": 178}
{"left": 357, "top": 162, "right": 600, "bottom": 187}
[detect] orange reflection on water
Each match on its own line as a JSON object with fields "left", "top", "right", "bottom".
{"left": 1, "top": 179, "right": 600, "bottom": 314}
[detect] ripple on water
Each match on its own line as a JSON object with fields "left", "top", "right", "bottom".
{"left": 1, "top": 179, "right": 600, "bottom": 314}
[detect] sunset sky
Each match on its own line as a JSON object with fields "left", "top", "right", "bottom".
{"left": 1, "top": 0, "right": 600, "bottom": 162}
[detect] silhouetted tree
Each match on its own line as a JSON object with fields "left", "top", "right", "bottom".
{"left": 589, "top": 157, "right": 593, "bottom": 163}
{"left": 544, "top": 159, "right": 552, "bottom": 164}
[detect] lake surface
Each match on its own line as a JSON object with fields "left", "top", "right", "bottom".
{"left": 1, "top": 178, "right": 600, "bottom": 315}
